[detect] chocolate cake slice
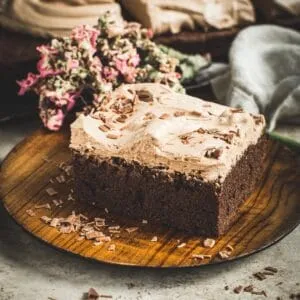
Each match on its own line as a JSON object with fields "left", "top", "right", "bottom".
{"left": 70, "top": 83, "right": 267, "bottom": 236}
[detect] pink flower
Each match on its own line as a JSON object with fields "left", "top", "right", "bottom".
{"left": 114, "top": 58, "right": 128, "bottom": 75}
{"left": 36, "top": 45, "right": 58, "bottom": 55}
{"left": 67, "top": 59, "right": 79, "bottom": 71}
{"left": 37, "top": 57, "right": 62, "bottom": 77}
{"left": 17, "top": 73, "right": 40, "bottom": 95}
{"left": 146, "top": 28, "right": 154, "bottom": 39}
{"left": 128, "top": 54, "right": 140, "bottom": 67}
{"left": 46, "top": 109, "right": 64, "bottom": 131}
{"left": 124, "top": 67, "right": 137, "bottom": 83}
{"left": 71, "top": 25, "right": 100, "bottom": 50}
{"left": 103, "top": 66, "right": 119, "bottom": 81}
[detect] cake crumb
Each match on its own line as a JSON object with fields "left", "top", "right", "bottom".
{"left": 203, "top": 238, "right": 215, "bottom": 248}
{"left": 151, "top": 236, "right": 158, "bottom": 242}
{"left": 26, "top": 209, "right": 36, "bottom": 217}
{"left": 177, "top": 243, "right": 186, "bottom": 249}
{"left": 104, "top": 208, "right": 109, "bottom": 214}
{"left": 142, "top": 219, "right": 148, "bottom": 224}
{"left": 46, "top": 187, "right": 57, "bottom": 196}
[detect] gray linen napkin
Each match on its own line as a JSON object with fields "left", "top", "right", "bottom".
{"left": 211, "top": 25, "right": 300, "bottom": 133}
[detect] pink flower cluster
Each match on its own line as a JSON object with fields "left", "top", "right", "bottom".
{"left": 17, "top": 14, "right": 184, "bottom": 131}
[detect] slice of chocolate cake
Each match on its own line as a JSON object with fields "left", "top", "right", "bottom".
{"left": 70, "top": 83, "right": 267, "bottom": 236}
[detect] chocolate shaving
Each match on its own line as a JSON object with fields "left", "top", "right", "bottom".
{"left": 108, "top": 244, "right": 116, "bottom": 251}
{"left": 203, "top": 238, "right": 215, "bottom": 248}
{"left": 189, "top": 111, "right": 202, "bottom": 117}
{"left": 136, "top": 89, "right": 153, "bottom": 102}
{"left": 35, "top": 203, "right": 51, "bottom": 210}
{"left": 116, "top": 115, "right": 127, "bottom": 123}
{"left": 252, "top": 115, "right": 264, "bottom": 125}
{"left": 243, "top": 285, "right": 254, "bottom": 293}
{"left": 40, "top": 216, "right": 52, "bottom": 224}
{"left": 88, "top": 288, "right": 99, "bottom": 300}
{"left": 159, "top": 113, "right": 170, "bottom": 119}
{"left": 252, "top": 290, "right": 267, "bottom": 297}
{"left": 46, "top": 188, "right": 57, "bottom": 196}
{"left": 26, "top": 209, "right": 36, "bottom": 217}
{"left": 99, "top": 125, "right": 110, "bottom": 132}
{"left": 264, "top": 266, "right": 278, "bottom": 273}
{"left": 231, "top": 108, "right": 244, "bottom": 113}
{"left": 253, "top": 272, "right": 266, "bottom": 281}
{"left": 125, "top": 227, "right": 138, "bottom": 233}
{"left": 233, "top": 286, "right": 243, "bottom": 294}
{"left": 177, "top": 242, "right": 186, "bottom": 248}
{"left": 191, "top": 254, "right": 212, "bottom": 260}
{"left": 151, "top": 236, "right": 158, "bottom": 242}
{"left": 174, "top": 111, "right": 185, "bottom": 117}
{"left": 218, "top": 250, "right": 231, "bottom": 259}
{"left": 106, "top": 133, "right": 120, "bottom": 139}
{"left": 205, "top": 148, "right": 222, "bottom": 159}
{"left": 56, "top": 174, "right": 66, "bottom": 183}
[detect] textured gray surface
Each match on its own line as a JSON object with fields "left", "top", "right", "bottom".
{"left": 0, "top": 121, "right": 299, "bottom": 300}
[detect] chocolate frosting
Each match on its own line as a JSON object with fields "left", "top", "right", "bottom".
{"left": 70, "top": 83, "right": 265, "bottom": 182}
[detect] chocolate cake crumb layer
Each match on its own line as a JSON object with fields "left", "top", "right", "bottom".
{"left": 70, "top": 83, "right": 267, "bottom": 236}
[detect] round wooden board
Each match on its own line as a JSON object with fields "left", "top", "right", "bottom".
{"left": 1, "top": 128, "right": 299, "bottom": 268}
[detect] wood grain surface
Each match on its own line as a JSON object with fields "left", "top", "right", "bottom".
{"left": 0, "top": 128, "right": 299, "bottom": 268}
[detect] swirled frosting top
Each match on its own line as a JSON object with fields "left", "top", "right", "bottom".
{"left": 70, "top": 83, "right": 265, "bottom": 182}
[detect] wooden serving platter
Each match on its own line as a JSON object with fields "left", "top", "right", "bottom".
{"left": 0, "top": 128, "right": 299, "bottom": 268}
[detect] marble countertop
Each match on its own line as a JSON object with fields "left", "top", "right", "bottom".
{"left": 0, "top": 119, "right": 299, "bottom": 300}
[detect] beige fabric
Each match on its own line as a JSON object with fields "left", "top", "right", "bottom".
{"left": 122, "top": 0, "right": 255, "bottom": 34}
{"left": 275, "top": 0, "right": 300, "bottom": 16}
{"left": 0, "top": 0, "right": 123, "bottom": 37}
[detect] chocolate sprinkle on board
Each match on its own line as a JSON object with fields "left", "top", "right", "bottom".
{"left": 88, "top": 288, "right": 99, "bottom": 300}
{"left": 243, "top": 285, "right": 254, "bottom": 293}
{"left": 125, "top": 227, "right": 138, "bottom": 233}
{"left": 108, "top": 244, "right": 116, "bottom": 251}
{"left": 253, "top": 272, "right": 267, "bottom": 281}
{"left": 224, "top": 286, "right": 229, "bottom": 291}
{"left": 265, "top": 266, "right": 278, "bottom": 273}
{"left": 151, "top": 236, "right": 158, "bottom": 242}
{"left": 26, "top": 209, "right": 36, "bottom": 217}
{"left": 177, "top": 243, "right": 186, "bottom": 249}
{"left": 203, "top": 238, "right": 216, "bottom": 248}
{"left": 233, "top": 286, "right": 243, "bottom": 294}
{"left": 46, "top": 187, "right": 58, "bottom": 196}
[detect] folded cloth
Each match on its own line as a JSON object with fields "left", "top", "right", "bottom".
{"left": 211, "top": 25, "right": 300, "bottom": 132}
{"left": 121, "top": 0, "right": 255, "bottom": 35}
{"left": 0, "top": 0, "right": 123, "bottom": 37}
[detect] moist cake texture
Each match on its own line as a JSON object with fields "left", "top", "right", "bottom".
{"left": 70, "top": 83, "right": 267, "bottom": 236}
